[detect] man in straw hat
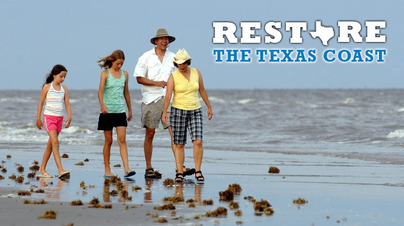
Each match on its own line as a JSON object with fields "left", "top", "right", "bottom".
{"left": 133, "top": 28, "right": 195, "bottom": 179}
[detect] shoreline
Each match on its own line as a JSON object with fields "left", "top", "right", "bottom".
{"left": 1, "top": 145, "right": 403, "bottom": 225}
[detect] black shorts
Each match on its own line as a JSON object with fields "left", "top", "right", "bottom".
{"left": 97, "top": 113, "right": 127, "bottom": 131}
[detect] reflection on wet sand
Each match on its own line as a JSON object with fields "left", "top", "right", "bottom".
{"left": 144, "top": 178, "right": 155, "bottom": 203}
{"left": 175, "top": 182, "right": 203, "bottom": 202}
{"left": 103, "top": 177, "right": 136, "bottom": 203}
{"left": 39, "top": 178, "right": 67, "bottom": 200}
{"left": 36, "top": 174, "right": 203, "bottom": 206}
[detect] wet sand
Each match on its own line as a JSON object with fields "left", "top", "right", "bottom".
{"left": 1, "top": 144, "right": 403, "bottom": 225}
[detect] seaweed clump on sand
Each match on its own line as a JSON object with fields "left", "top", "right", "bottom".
{"left": 0, "top": 175, "right": 4, "bottom": 180}
{"left": 229, "top": 201, "right": 239, "bottom": 209}
{"left": 113, "top": 164, "right": 121, "bottom": 167}
{"left": 268, "top": 166, "right": 280, "bottom": 174}
{"left": 132, "top": 185, "right": 142, "bottom": 191}
{"left": 154, "top": 170, "right": 162, "bottom": 179}
{"left": 110, "top": 175, "right": 121, "bottom": 184}
{"left": 244, "top": 196, "right": 256, "bottom": 203}
{"left": 24, "top": 199, "right": 47, "bottom": 204}
{"left": 71, "top": 200, "right": 83, "bottom": 206}
{"left": 186, "top": 199, "right": 196, "bottom": 204}
{"left": 202, "top": 199, "right": 214, "bottom": 205}
{"left": 75, "top": 161, "right": 84, "bottom": 166}
{"left": 219, "top": 189, "right": 234, "bottom": 201}
{"left": 219, "top": 184, "right": 241, "bottom": 201}
{"left": 38, "top": 210, "right": 57, "bottom": 219}
{"left": 32, "top": 189, "right": 45, "bottom": 193}
{"left": 154, "top": 203, "right": 176, "bottom": 210}
{"left": 109, "top": 190, "right": 118, "bottom": 196}
{"left": 105, "top": 176, "right": 125, "bottom": 192}
{"left": 227, "top": 184, "right": 242, "bottom": 195}
{"left": 29, "top": 165, "right": 40, "bottom": 171}
{"left": 89, "top": 197, "right": 100, "bottom": 205}
{"left": 80, "top": 181, "right": 86, "bottom": 188}
{"left": 234, "top": 209, "right": 242, "bottom": 216}
{"left": 155, "top": 217, "right": 168, "bottom": 223}
{"left": 186, "top": 199, "right": 196, "bottom": 208}
{"left": 293, "top": 197, "right": 308, "bottom": 205}
{"left": 61, "top": 153, "right": 69, "bottom": 158}
{"left": 88, "top": 197, "right": 112, "bottom": 209}
{"left": 163, "top": 178, "right": 174, "bottom": 187}
{"left": 27, "top": 172, "right": 36, "bottom": 178}
{"left": 16, "top": 176, "right": 25, "bottom": 183}
{"left": 205, "top": 207, "right": 228, "bottom": 217}
{"left": 163, "top": 196, "right": 184, "bottom": 204}
{"left": 120, "top": 190, "right": 132, "bottom": 201}
{"left": 254, "top": 199, "right": 274, "bottom": 216}
{"left": 18, "top": 191, "right": 31, "bottom": 196}
{"left": 17, "top": 165, "right": 24, "bottom": 173}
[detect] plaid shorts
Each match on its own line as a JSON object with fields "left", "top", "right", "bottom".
{"left": 170, "top": 107, "right": 203, "bottom": 145}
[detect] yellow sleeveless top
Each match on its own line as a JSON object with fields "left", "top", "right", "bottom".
{"left": 172, "top": 67, "right": 201, "bottom": 110}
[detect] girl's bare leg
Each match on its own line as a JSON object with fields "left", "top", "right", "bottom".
{"left": 48, "top": 130, "right": 66, "bottom": 175}
{"left": 39, "top": 138, "right": 53, "bottom": 175}
{"left": 103, "top": 130, "right": 113, "bottom": 176}
{"left": 116, "top": 127, "right": 131, "bottom": 174}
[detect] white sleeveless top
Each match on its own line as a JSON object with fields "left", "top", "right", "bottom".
{"left": 44, "top": 82, "right": 65, "bottom": 116}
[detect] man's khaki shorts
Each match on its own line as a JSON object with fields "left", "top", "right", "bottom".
{"left": 141, "top": 97, "right": 170, "bottom": 129}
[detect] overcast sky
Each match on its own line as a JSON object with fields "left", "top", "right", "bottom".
{"left": 0, "top": 0, "right": 402, "bottom": 90}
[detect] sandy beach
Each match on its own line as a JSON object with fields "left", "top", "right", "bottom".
{"left": 1, "top": 144, "right": 403, "bottom": 226}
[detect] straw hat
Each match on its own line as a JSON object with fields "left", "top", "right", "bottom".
{"left": 150, "top": 28, "right": 176, "bottom": 44}
{"left": 173, "top": 49, "right": 192, "bottom": 64}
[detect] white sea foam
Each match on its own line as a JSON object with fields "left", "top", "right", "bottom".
{"left": 0, "top": 123, "right": 93, "bottom": 144}
{"left": 296, "top": 101, "right": 318, "bottom": 108}
{"left": 63, "top": 126, "right": 93, "bottom": 134}
{"left": 258, "top": 100, "right": 271, "bottom": 105}
{"left": 69, "top": 99, "right": 79, "bottom": 103}
{"left": 238, "top": 99, "right": 254, "bottom": 104}
{"left": 398, "top": 107, "right": 404, "bottom": 112}
{"left": 344, "top": 98, "right": 355, "bottom": 104}
{"left": 387, "top": 129, "right": 404, "bottom": 139}
{"left": 209, "top": 96, "right": 226, "bottom": 103}
{"left": 0, "top": 97, "right": 34, "bottom": 103}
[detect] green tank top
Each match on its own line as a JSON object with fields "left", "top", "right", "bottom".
{"left": 103, "top": 69, "right": 126, "bottom": 113}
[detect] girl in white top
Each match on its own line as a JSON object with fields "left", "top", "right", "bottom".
{"left": 36, "top": 64, "right": 71, "bottom": 179}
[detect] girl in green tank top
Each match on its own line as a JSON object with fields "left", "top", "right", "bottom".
{"left": 97, "top": 50, "right": 136, "bottom": 178}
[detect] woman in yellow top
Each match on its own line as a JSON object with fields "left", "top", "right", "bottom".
{"left": 162, "top": 49, "right": 213, "bottom": 183}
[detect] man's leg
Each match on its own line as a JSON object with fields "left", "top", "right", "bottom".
{"left": 144, "top": 127, "right": 155, "bottom": 169}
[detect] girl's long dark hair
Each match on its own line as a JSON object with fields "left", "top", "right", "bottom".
{"left": 44, "top": 64, "right": 67, "bottom": 86}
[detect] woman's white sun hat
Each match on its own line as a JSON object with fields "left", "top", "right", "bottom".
{"left": 173, "top": 49, "right": 192, "bottom": 64}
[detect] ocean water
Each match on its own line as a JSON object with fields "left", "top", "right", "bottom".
{"left": 1, "top": 89, "right": 404, "bottom": 165}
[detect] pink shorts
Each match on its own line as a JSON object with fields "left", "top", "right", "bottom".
{"left": 44, "top": 115, "right": 64, "bottom": 133}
